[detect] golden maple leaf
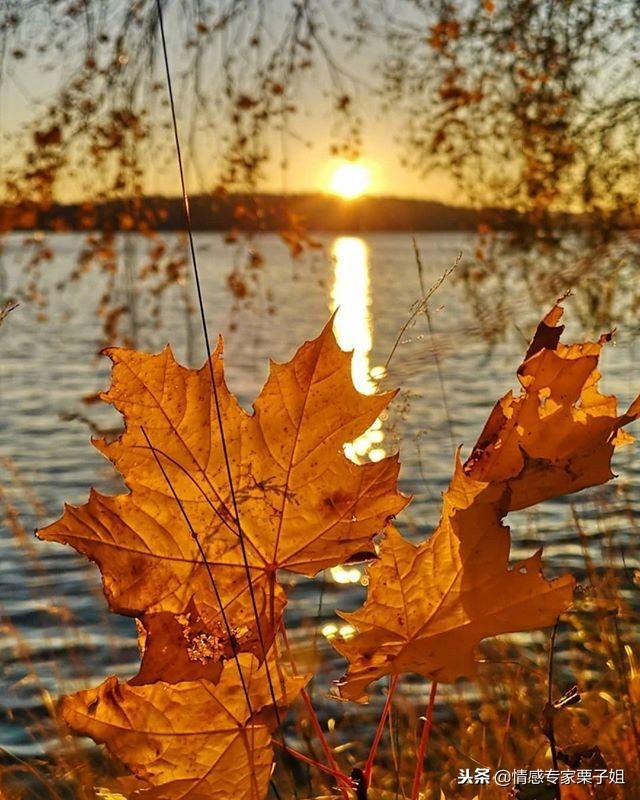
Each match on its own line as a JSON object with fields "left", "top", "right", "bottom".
{"left": 62, "top": 653, "right": 307, "bottom": 800}
{"left": 334, "top": 303, "right": 639, "bottom": 701}
{"left": 38, "top": 321, "right": 407, "bottom": 673}
{"left": 334, "top": 462, "right": 575, "bottom": 701}
{"left": 464, "top": 302, "right": 640, "bottom": 509}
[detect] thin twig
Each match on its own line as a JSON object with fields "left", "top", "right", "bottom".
{"left": 0, "top": 300, "right": 18, "bottom": 327}
{"left": 410, "top": 681, "right": 438, "bottom": 800}
{"left": 497, "top": 665, "right": 521, "bottom": 769}
{"left": 384, "top": 253, "right": 460, "bottom": 372}
{"left": 412, "top": 237, "right": 456, "bottom": 455}
{"left": 272, "top": 740, "right": 353, "bottom": 788}
{"left": 546, "top": 621, "right": 561, "bottom": 800}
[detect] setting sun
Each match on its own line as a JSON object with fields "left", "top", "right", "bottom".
{"left": 329, "top": 161, "right": 371, "bottom": 199}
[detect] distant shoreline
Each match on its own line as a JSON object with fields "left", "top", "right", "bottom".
{"left": 0, "top": 192, "right": 628, "bottom": 233}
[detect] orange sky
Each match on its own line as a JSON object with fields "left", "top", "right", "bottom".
{"left": 0, "top": 7, "right": 463, "bottom": 206}
{"left": 0, "top": 0, "right": 464, "bottom": 204}
{"left": 3, "top": 89, "right": 460, "bottom": 204}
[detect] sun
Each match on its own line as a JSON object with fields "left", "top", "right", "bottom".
{"left": 328, "top": 161, "right": 371, "bottom": 199}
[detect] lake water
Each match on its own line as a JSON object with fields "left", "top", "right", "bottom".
{"left": 0, "top": 231, "right": 638, "bottom": 757}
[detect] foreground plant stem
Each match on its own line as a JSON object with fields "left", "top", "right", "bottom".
{"left": 547, "top": 622, "right": 561, "bottom": 800}
{"left": 410, "top": 681, "right": 439, "bottom": 800}
{"left": 364, "top": 675, "right": 399, "bottom": 783}
{"left": 280, "top": 624, "right": 351, "bottom": 799}
{"left": 272, "top": 739, "right": 353, "bottom": 789}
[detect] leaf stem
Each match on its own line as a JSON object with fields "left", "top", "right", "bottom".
{"left": 410, "top": 681, "right": 438, "bottom": 800}
{"left": 279, "top": 624, "right": 350, "bottom": 799}
{"left": 272, "top": 739, "right": 353, "bottom": 789}
{"left": 300, "top": 689, "right": 351, "bottom": 800}
{"left": 363, "top": 674, "right": 399, "bottom": 783}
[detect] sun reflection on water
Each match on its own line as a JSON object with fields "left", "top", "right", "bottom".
{"left": 330, "top": 236, "right": 386, "bottom": 466}
{"left": 326, "top": 236, "right": 387, "bottom": 592}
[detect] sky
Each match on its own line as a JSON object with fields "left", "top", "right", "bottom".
{"left": 0, "top": 1, "right": 461, "bottom": 205}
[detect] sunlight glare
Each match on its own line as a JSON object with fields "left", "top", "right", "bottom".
{"left": 329, "top": 162, "right": 370, "bottom": 199}
{"left": 330, "top": 565, "right": 362, "bottom": 584}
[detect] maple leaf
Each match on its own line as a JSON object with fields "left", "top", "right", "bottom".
{"left": 61, "top": 653, "right": 307, "bottom": 800}
{"left": 333, "top": 460, "right": 575, "bottom": 701}
{"left": 38, "top": 321, "right": 407, "bottom": 672}
{"left": 464, "top": 302, "right": 640, "bottom": 509}
{"left": 334, "top": 303, "right": 639, "bottom": 701}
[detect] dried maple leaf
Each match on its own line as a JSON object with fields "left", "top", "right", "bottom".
{"left": 334, "top": 303, "right": 639, "bottom": 701}
{"left": 38, "top": 321, "right": 407, "bottom": 673}
{"left": 334, "top": 460, "right": 575, "bottom": 701}
{"left": 62, "top": 653, "right": 307, "bottom": 800}
{"left": 464, "top": 302, "right": 640, "bottom": 509}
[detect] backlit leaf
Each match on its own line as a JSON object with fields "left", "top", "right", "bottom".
{"left": 39, "top": 320, "right": 407, "bottom": 671}
{"left": 62, "top": 653, "right": 307, "bottom": 800}
{"left": 334, "top": 461, "right": 575, "bottom": 701}
{"left": 464, "top": 302, "right": 639, "bottom": 509}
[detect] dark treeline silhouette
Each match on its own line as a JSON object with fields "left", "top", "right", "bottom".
{"left": 1, "top": 192, "right": 623, "bottom": 234}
